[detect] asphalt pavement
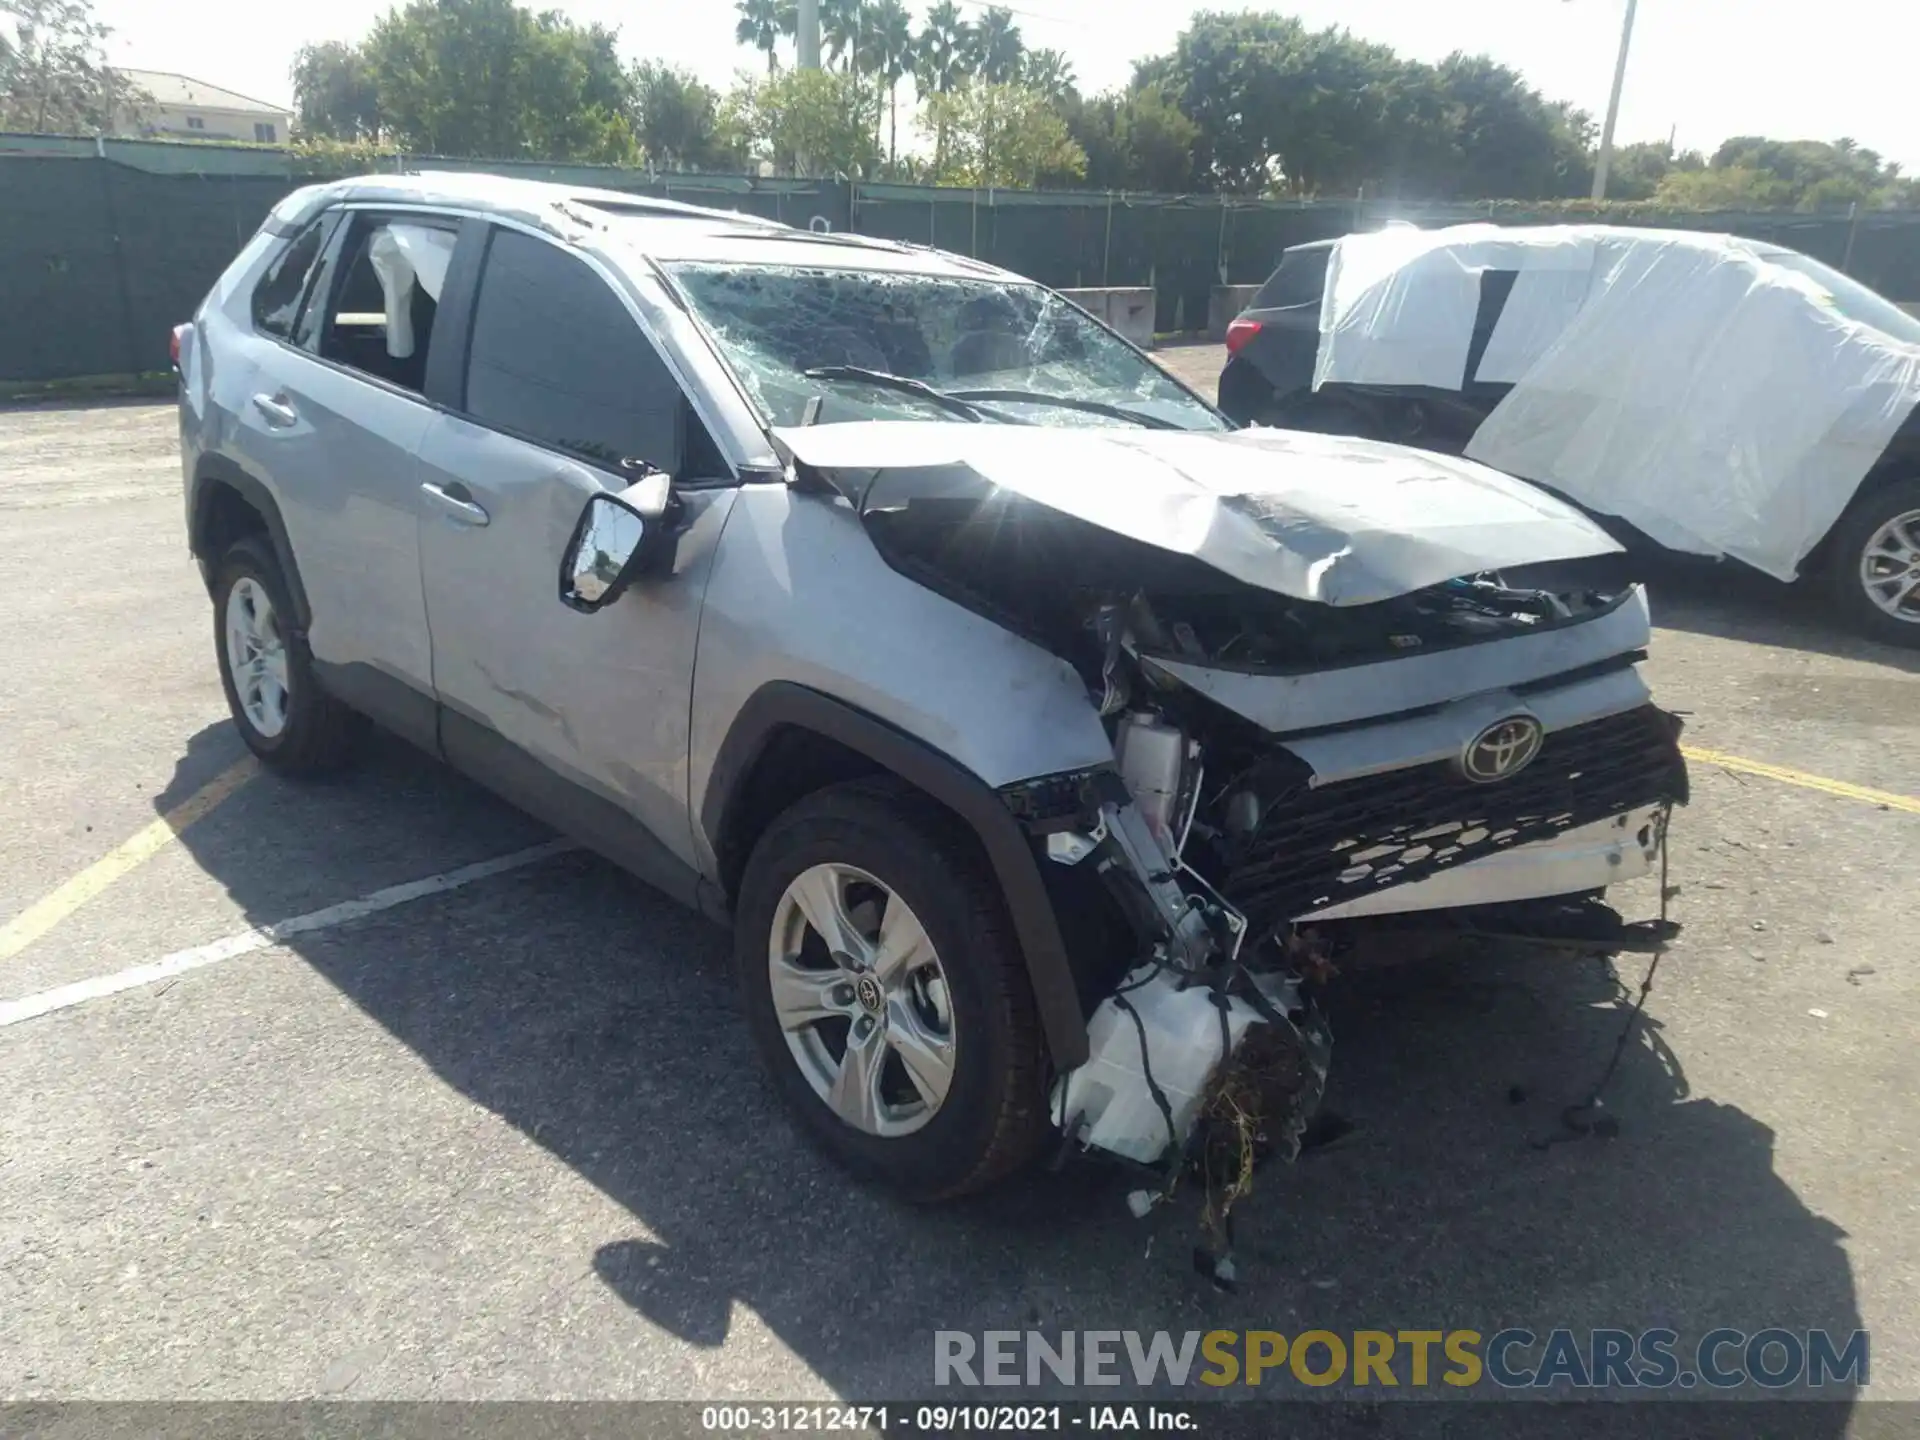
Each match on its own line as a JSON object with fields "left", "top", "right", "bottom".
{"left": 1, "top": 364, "right": 1916, "bottom": 1412}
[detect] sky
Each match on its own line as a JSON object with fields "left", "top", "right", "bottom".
{"left": 93, "top": 0, "right": 1920, "bottom": 174}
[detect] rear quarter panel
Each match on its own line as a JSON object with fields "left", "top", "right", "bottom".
{"left": 179, "top": 231, "right": 283, "bottom": 553}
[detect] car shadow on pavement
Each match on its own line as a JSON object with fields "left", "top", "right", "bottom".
{"left": 154, "top": 721, "right": 1863, "bottom": 1417}
{"left": 1643, "top": 558, "right": 1919, "bottom": 671}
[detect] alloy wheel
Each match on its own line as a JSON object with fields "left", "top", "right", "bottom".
{"left": 1859, "top": 507, "right": 1920, "bottom": 624}
{"left": 767, "top": 862, "right": 956, "bottom": 1138}
{"left": 224, "top": 576, "right": 291, "bottom": 737}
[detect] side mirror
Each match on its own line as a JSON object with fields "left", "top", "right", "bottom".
{"left": 560, "top": 492, "right": 651, "bottom": 613}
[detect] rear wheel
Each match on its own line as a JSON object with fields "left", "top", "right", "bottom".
{"left": 733, "top": 778, "right": 1050, "bottom": 1200}
{"left": 1826, "top": 479, "right": 1920, "bottom": 648}
{"left": 213, "top": 536, "right": 363, "bottom": 773}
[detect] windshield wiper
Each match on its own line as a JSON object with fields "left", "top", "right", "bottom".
{"left": 801, "top": 367, "right": 1024, "bottom": 425}
{"left": 944, "top": 388, "right": 1185, "bottom": 430}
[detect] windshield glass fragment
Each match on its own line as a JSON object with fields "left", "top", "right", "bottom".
{"left": 666, "top": 262, "right": 1226, "bottom": 432}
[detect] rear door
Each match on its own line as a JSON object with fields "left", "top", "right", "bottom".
{"left": 227, "top": 207, "right": 462, "bottom": 748}
{"left": 414, "top": 224, "right": 740, "bottom": 890}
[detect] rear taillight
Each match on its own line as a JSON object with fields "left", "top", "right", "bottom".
{"left": 1224, "top": 317, "right": 1263, "bottom": 355}
{"left": 169, "top": 324, "right": 185, "bottom": 369}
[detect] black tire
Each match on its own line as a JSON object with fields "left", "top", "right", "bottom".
{"left": 1825, "top": 478, "right": 1920, "bottom": 648}
{"left": 734, "top": 777, "right": 1051, "bottom": 1201}
{"left": 212, "top": 535, "right": 363, "bottom": 774}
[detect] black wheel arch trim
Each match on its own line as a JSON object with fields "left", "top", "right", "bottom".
{"left": 702, "top": 681, "right": 1090, "bottom": 1070}
{"left": 189, "top": 454, "right": 312, "bottom": 633}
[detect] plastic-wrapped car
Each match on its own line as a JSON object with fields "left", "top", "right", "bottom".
{"left": 1220, "top": 224, "right": 1920, "bottom": 646}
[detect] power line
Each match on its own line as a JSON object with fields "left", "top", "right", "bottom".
{"left": 940, "top": 0, "right": 1079, "bottom": 31}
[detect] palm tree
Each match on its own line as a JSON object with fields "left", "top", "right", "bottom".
{"left": 967, "top": 6, "right": 1024, "bottom": 85}
{"left": 820, "top": 0, "right": 866, "bottom": 73}
{"left": 915, "top": 1, "right": 970, "bottom": 96}
{"left": 915, "top": 0, "right": 971, "bottom": 171}
{"left": 863, "top": 0, "right": 915, "bottom": 164}
{"left": 1020, "top": 47, "right": 1074, "bottom": 103}
{"left": 734, "top": 0, "right": 790, "bottom": 74}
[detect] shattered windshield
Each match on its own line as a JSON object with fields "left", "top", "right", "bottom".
{"left": 665, "top": 262, "right": 1227, "bottom": 431}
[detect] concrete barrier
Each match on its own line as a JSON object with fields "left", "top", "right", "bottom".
{"left": 1059, "top": 288, "right": 1156, "bottom": 349}
{"left": 1208, "top": 285, "right": 1263, "bottom": 341}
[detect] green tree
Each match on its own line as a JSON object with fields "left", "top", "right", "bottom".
{"left": 292, "top": 40, "right": 382, "bottom": 141}
{"left": 1065, "top": 83, "right": 1200, "bottom": 192}
{"left": 734, "top": 0, "right": 794, "bottom": 75}
{"left": 861, "top": 0, "right": 915, "bottom": 164}
{"left": 820, "top": 0, "right": 865, "bottom": 72}
{"left": 1426, "top": 53, "right": 1592, "bottom": 200}
{"left": 1020, "top": 47, "right": 1074, "bottom": 104}
{"left": 725, "top": 65, "right": 880, "bottom": 177}
{"left": 631, "top": 62, "right": 740, "bottom": 171}
{"left": 1601, "top": 139, "right": 1702, "bottom": 202}
{"left": 1654, "top": 136, "right": 1916, "bottom": 211}
{"left": 927, "top": 80, "right": 1083, "bottom": 187}
{"left": 914, "top": 0, "right": 972, "bottom": 172}
{"left": 363, "top": 0, "right": 637, "bottom": 161}
{"left": 964, "top": 6, "right": 1023, "bottom": 85}
{"left": 0, "top": 0, "right": 145, "bottom": 133}
{"left": 914, "top": 0, "right": 970, "bottom": 97}
{"left": 1137, "top": 12, "right": 1330, "bottom": 191}
{"left": 1140, "top": 12, "right": 1598, "bottom": 199}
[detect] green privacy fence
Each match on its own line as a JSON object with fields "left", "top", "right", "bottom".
{"left": 0, "top": 138, "right": 848, "bottom": 384}
{"left": 5, "top": 134, "right": 1920, "bottom": 384}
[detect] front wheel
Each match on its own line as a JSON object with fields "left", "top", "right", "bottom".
{"left": 733, "top": 778, "right": 1050, "bottom": 1200}
{"left": 1826, "top": 479, "right": 1920, "bottom": 648}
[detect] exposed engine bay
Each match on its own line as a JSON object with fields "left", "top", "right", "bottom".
{"left": 779, "top": 422, "right": 1690, "bottom": 1265}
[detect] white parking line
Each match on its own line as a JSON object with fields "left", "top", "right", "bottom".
{"left": 0, "top": 840, "right": 576, "bottom": 1030}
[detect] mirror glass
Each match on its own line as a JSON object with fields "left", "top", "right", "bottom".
{"left": 566, "top": 495, "right": 646, "bottom": 608}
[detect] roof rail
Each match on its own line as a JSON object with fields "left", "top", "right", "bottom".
{"left": 570, "top": 194, "right": 787, "bottom": 228}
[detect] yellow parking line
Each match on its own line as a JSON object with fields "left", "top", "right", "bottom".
{"left": 0, "top": 756, "right": 259, "bottom": 963}
{"left": 1682, "top": 745, "right": 1920, "bottom": 815}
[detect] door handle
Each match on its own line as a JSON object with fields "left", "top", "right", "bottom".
{"left": 420, "top": 481, "right": 490, "bottom": 527}
{"left": 251, "top": 392, "right": 298, "bottom": 428}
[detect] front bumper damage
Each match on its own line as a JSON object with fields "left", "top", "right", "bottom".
{"left": 1008, "top": 692, "right": 1690, "bottom": 1247}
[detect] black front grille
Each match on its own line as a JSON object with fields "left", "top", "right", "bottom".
{"left": 1219, "top": 705, "right": 1689, "bottom": 927}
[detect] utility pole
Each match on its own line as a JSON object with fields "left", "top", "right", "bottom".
{"left": 1590, "top": 0, "right": 1639, "bottom": 202}
{"left": 797, "top": 0, "right": 821, "bottom": 70}
{"left": 795, "top": 0, "right": 821, "bottom": 177}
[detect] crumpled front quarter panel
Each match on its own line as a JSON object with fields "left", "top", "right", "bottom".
{"left": 687, "top": 483, "right": 1116, "bottom": 872}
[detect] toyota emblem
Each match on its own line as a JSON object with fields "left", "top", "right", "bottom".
{"left": 1460, "top": 715, "right": 1545, "bottom": 783}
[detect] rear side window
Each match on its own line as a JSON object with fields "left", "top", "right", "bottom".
{"left": 251, "top": 219, "right": 329, "bottom": 339}
{"left": 1252, "top": 247, "right": 1332, "bottom": 310}
{"left": 315, "top": 215, "right": 459, "bottom": 395}
{"left": 463, "top": 229, "right": 686, "bottom": 475}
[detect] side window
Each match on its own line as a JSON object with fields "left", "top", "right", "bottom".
{"left": 463, "top": 228, "right": 704, "bottom": 476}
{"left": 250, "top": 218, "right": 330, "bottom": 340}
{"left": 314, "top": 215, "right": 459, "bottom": 394}
{"left": 1464, "top": 269, "right": 1520, "bottom": 389}
{"left": 1252, "top": 246, "right": 1332, "bottom": 311}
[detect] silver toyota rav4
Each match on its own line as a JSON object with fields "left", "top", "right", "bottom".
{"left": 177, "top": 173, "right": 1689, "bottom": 1202}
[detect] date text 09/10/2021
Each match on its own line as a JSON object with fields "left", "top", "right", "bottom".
{"left": 701, "top": 1407, "right": 1194, "bottom": 1433}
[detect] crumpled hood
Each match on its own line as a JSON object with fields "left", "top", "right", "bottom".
{"left": 773, "top": 421, "right": 1622, "bottom": 606}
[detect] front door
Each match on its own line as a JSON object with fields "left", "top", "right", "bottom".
{"left": 415, "top": 225, "right": 739, "bottom": 893}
